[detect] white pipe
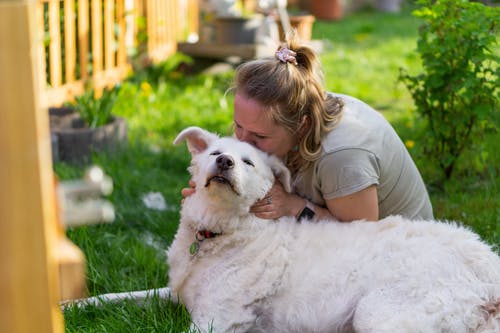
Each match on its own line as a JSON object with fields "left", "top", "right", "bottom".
{"left": 61, "top": 287, "right": 174, "bottom": 309}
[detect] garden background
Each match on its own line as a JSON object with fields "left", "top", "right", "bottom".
{"left": 56, "top": 2, "right": 499, "bottom": 332}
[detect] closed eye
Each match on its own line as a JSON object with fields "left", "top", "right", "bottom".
{"left": 210, "top": 151, "right": 221, "bottom": 156}
{"left": 242, "top": 158, "right": 254, "bottom": 167}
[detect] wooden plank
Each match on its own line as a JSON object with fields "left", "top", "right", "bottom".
{"left": 116, "top": 0, "right": 127, "bottom": 66}
{"left": 0, "top": 1, "right": 65, "bottom": 332}
{"left": 41, "top": 62, "right": 132, "bottom": 108}
{"left": 160, "top": 0, "right": 165, "bottom": 45}
{"left": 78, "top": 0, "right": 89, "bottom": 80}
{"left": 147, "top": 0, "right": 155, "bottom": 56}
{"left": 91, "top": 0, "right": 102, "bottom": 74}
{"left": 93, "top": 64, "right": 132, "bottom": 87}
{"left": 168, "top": 0, "right": 176, "bottom": 42}
{"left": 149, "top": 42, "right": 176, "bottom": 63}
{"left": 132, "top": 0, "right": 143, "bottom": 50}
{"left": 48, "top": 0, "right": 62, "bottom": 86}
{"left": 36, "top": 0, "right": 48, "bottom": 106}
{"left": 41, "top": 80, "right": 86, "bottom": 108}
{"left": 187, "top": 0, "right": 199, "bottom": 39}
{"left": 58, "top": 238, "right": 86, "bottom": 300}
{"left": 64, "top": 0, "right": 76, "bottom": 83}
{"left": 104, "top": 0, "right": 114, "bottom": 70}
{"left": 91, "top": 0, "right": 103, "bottom": 96}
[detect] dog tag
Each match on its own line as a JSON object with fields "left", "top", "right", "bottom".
{"left": 189, "top": 241, "right": 200, "bottom": 255}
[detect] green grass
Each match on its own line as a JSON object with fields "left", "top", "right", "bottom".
{"left": 60, "top": 5, "right": 499, "bottom": 332}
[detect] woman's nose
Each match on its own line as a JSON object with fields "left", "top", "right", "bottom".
{"left": 238, "top": 130, "right": 254, "bottom": 146}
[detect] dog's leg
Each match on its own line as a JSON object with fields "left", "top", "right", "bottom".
{"left": 60, "top": 287, "right": 173, "bottom": 309}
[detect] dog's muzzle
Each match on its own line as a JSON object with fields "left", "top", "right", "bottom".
{"left": 205, "top": 154, "right": 239, "bottom": 195}
{"left": 216, "top": 155, "right": 234, "bottom": 171}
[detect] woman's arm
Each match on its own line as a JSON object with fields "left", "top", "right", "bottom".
{"left": 250, "top": 182, "right": 379, "bottom": 222}
{"left": 323, "top": 185, "right": 378, "bottom": 222}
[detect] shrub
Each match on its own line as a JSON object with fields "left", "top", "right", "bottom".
{"left": 399, "top": 0, "right": 499, "bottom": 181}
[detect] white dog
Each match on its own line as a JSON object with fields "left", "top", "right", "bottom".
{"left": 167, "top": 126, "right": 500, "bottom": 333}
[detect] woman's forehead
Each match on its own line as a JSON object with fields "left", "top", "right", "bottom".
{"left": 234, "top": 94, "right": 277, "bottom": 132}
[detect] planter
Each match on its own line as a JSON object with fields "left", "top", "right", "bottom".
{"left": 276, "top": 14, "right": 315, "bottom": 41}
{"left": 310, "top": 0, "right": 343, "bottom": 21}
{"left": 49, "top": 107, "right": 128, "bottom": 164}
{"left": 214, "top": 15, "right": 264, "bottom": 44}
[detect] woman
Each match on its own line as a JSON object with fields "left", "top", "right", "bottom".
{"left": 183, "top": 33, "right": 433, "bottom": 223}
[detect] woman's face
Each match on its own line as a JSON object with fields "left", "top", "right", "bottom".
{"left": 233, "top": 92, "right": 296, "bottom": 159}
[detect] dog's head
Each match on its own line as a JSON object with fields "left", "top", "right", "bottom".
{"left": 174, "top": 126, "right": 291, "bottom": 211}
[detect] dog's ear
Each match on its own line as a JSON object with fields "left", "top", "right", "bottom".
{"left": 173, "top": 127, "right": 219, "bottom": 155}
{"left": 267, "top": 155, "right": 292, "bottom": 193}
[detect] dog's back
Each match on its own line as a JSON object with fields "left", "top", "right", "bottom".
{"left": 253, "top": 216, "right": 500, "bottom": 332}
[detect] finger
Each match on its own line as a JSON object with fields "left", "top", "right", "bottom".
{"left": 188, "top": 179, "right": 196, "bottom": 188}
{"left": 255, "top": 199, "right": 270, "bottom": 207}
{"left": 181, "top": 187, "right": 196, "bottom": 198}
{"left": 253, "top": 211, "right": 277, "bottom": 220}
{"left": 250, "top": 203, "right": 273, "bottom": 213}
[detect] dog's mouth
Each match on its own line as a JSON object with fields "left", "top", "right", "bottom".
{"left": 205, "top": 175, "right": 240, "bottom": 195}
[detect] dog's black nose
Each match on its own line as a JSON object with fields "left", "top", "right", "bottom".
{"left": 216, "top": 155, "right": 234, "bottom": 171}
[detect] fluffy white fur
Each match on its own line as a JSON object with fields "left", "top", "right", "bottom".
{"left": 168, "top": 126, "right": 500, "bottom": 333}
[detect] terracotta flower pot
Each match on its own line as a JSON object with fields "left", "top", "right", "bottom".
{"left": 276, "top": 14, "right": 315, "bottom": 41}
{"left": 310, "top": 0, "right": 343, "bottom": 21}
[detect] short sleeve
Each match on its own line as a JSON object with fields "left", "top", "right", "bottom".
{"left": 317, "top": 149, "right": 380, "bottom": 200}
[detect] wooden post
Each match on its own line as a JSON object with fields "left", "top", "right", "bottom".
{"left": 0, "top": 0, "right": 65, "bottom": 332}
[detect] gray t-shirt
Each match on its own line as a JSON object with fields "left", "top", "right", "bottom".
{"left": 293, "top": 93, "right": 433, "bottom": 220}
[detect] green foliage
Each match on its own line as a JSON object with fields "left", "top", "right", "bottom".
{"left": 130, "top": 53, "right": 195, "bottom": 86}
{"left": 74, "top": 85, "right": 121, "bottom": 128}
{"left": 399, "top": 0, "right": 499, "bottom": 181}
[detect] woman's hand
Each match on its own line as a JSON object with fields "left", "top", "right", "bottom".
{"left": 181, "top": 179, "right": 196, "bottom": 204}
{"left": 250, "top": 181, "right": 304, "bottom": 219}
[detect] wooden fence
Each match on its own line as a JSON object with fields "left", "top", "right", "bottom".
{"left": 38, "top": 0, "right": 198, "bottom": 108}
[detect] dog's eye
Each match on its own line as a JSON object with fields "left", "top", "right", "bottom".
{"left": 242, "top": 158, "right": 254, "bottom": 167}
{"left": 210, "top": 151, "right": 221, "bottom": 156}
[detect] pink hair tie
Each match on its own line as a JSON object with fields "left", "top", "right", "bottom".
{"left": 275, "top": 46, "right": 298, "bottom": 66}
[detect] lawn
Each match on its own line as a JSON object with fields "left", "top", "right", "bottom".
{"left": 60, "top": 4, "right": 499, "bottom": 332}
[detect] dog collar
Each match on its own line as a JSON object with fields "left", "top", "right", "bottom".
{"left": 196, "top": 229, "right": 221, "bottom": 240}
{"left": 190, "top": 229, "right": 222, "bottom": 256}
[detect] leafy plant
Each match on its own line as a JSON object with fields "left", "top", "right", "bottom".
{"left": 399, "top": 0, "right": 499, "bottom": 181}
{"left": 74, "top": 85, "right": 121, "bottom": 128}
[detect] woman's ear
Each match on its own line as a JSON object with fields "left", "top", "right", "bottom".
{"left": 298, "top": 114, "right": 310, "bottom": 137}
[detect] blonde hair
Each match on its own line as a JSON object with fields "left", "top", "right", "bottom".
{"left": 231, "top": 31, "right": 343, "bottom": 174}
